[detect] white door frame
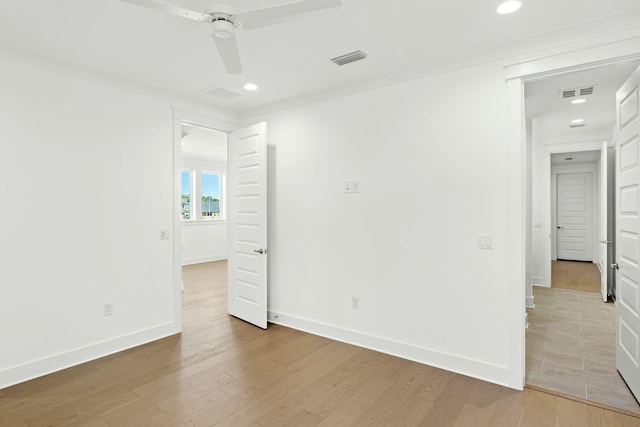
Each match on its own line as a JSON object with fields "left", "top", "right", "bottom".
{"left": 506, "top": 33, "right": 640, "bottom": 389}
{"left": 172, "top": 109, "right": 240, "bottom": 330}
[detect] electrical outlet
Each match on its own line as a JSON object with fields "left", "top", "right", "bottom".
{"left": 159, "top": 229, "right": 170, "bottom": 240}
{"left": 104, "top": 303, "right": 113, "bottom": 317}
{"left": 352, "top": 296, "right": 360, "bottom": 310}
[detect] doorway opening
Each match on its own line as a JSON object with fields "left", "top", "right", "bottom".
{"left": 172, "top": 113, "right": 269, "bottom": 330}
{"left": 523, "top": 59, "right": 640, "bottom": 413}
{"left": 180, "top": 124, "right": 229, "bottom": 267}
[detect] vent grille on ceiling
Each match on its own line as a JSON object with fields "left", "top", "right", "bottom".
{"left": 331, "top": 50, "right": 367, "bottom": 66}
{"left": 559, "top": 85, "right": 595, "bottom": 99}
{"left": 204, "top": 85, "right": 240, "bottom": 100}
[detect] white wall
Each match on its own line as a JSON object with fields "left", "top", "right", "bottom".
{"left": 0, "top": 57, "right": 230, "bottom": 388}
{"left": 249, "top": 60, "right": 515, "bottom": 386}
{"left": 181, "top": 156, "right": 228, "bottom": 265}
{"left": 182, "top": 222, "right": 227, "bottom": 265}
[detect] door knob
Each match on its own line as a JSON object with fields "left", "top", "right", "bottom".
{"left": 612, "top": 263, "right": 619, "bottom": 270}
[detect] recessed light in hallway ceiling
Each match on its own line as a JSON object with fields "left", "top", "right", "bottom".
{"left": 497, "top": 1, "right": 522, "bottom": 14}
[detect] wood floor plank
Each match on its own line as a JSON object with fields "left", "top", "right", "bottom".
{"left": 418, "top": 374, "right": 478, "bottom": 427}
{"left": 351, "top": 363, "right": 434, "bottom": 426}
{"left": 2, "top": 261, "right": 639, "bottom": 426}
{"left": 314, "top": 375, "right": 396, "bottom": 427}
{"left": 519, "top": 389, "right": 557, "bottom": 427}
{"left": 555, "top": 397, "right": 590, "bottom": 427}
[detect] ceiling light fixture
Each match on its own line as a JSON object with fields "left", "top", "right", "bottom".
{"left": 571, "top": 119, "right": 584, "bottom": 124}
{"left": 571, "top": 98, "right": 587, "bottom": 104}
{"left": 243, "top": 83, "right": 258, "bottom": 91}
{"left": 497, "top": 1, "right": 522, "bottom": 14}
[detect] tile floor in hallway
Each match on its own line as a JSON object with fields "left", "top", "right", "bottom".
{"left": 526, "top": 286, "right": 640, "bottom": 414}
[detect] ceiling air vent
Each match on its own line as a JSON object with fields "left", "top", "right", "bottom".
{"left": 559, "top": 85, "right": 595, "bottom": 99}
{"left": 204, "top": 85, "right": 240, "bottom": 100}
{"left": 331, "top": 50, "right": 367, "bottom": 66}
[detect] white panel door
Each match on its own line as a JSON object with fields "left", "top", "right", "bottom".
{"left": 615, "top": 65, "right": 640, "bottom": 402}
{"left": 227, "top": 122, "right": 268, "bottom": 329}
{"left": 600, "top": 141, "right": 609, "bottom": 301}
{"left": 557, "top": 173, "right": 593, "bottom": 261}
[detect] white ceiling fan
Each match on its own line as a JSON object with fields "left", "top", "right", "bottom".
{"left": 120, "top": 0, "right": 342, "bottom": 74}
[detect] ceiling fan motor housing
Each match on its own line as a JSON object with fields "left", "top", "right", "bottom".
{"left": 212, "top": 16, "right": 234, "bottom": 38}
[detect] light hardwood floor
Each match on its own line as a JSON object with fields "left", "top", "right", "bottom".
{"left": 552, "top": 260, "right": 601, "bottom": 293}
{"left": 2, "top": 261, "right": 640, "bottom": 426}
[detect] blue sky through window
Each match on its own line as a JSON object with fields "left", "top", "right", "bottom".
{"left": 202, "top": 173, "right": 220, "bottom": 199}
{"left": 181, "top": 171, "right": 191, "bottom": 195}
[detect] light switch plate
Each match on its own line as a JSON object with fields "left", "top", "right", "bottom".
{"left": 478, "top": 235, "right": 492, "bottom": 249}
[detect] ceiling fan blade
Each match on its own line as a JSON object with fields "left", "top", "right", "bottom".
{"left": 119, "top": 0, "right": 212, "bottom": 22}
{"left": 234, "top": 0, "right": 341, "bottom": 30}
{"left": 212, "top": 34, "right": 243, "bottom": 74}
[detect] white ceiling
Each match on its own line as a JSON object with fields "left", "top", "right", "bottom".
{"left": 0, "top": 0, "right": 638, "bottom": 115}
{"left": 550, "top": 150, "right": 600, "bottom": 165}
{"left": 182, "top": 124, "right": 227, "bottom": 161}
{"left": 525, "top": 60, "right": 640, "bottom": 144}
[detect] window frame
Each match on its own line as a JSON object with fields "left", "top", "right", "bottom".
{"left": 181, "top": 167, "right": 226, "bottom": 222}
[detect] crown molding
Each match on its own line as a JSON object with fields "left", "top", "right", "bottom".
{"left": 0, "top": 42, "right": 240, "bottom": 123}
{"left": 240, "top": 8, "right": 640, "bottom": 120}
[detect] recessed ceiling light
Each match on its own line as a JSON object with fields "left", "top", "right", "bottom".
{"left": 497, "top": 1, "right": 522, "bottom": 14}
{"left": 243, "top": 83, "right": 258, "bottom": 91}
{"left": 571, "top": 119, "right": 584, "bottom": 124}
{"left": 571, "top": 98, "right": 587, "bottom": 104}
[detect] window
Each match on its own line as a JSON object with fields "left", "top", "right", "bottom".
{"left": 181, "top": 170, "right": 191, "bottom": 220}
{"left": 201, "top": 172, "right": 221, "bottom": 219}
{"left": 181, "top": 168, "right": 224, "bottom": 221}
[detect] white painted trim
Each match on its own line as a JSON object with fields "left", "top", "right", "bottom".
{"left": 507, "top": 77, "right": 526, "bottom": 390}
{"left": 173, "top": 108, "right": 239, "bottom": 132}
{"left": 531, "top": 276, "right": 546, "bottom": 284}
{"left": 173, "top": 118, "right": 184, "bottom": 334}
{"left": 0, "top": 322, "right": 180, "bottom": 390}
{"left": 534, "top": 283, "right": 552, "bottom": 289}
{"left": 267, "top": 311, "right": 514, "bottom": 388}
{"left": 182, "top": 255, "right": 228, "bottom": 266}
{"left": 506, "top": 29, "right": 640, "bottom": 391}
{"left": 526, "top": 297, "right": 535, "bottom": 309}
{"left": 505, "top": 32, "right": 640, "bottom": 81}
{"left": 243, "top": 15, "right": 640, "bottom": 120}
{"left": 0, "top": 43, "right": 238, "bottom": 121}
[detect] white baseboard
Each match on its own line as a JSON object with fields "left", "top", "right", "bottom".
{"left": 533, "top": 283, "right": 551, "bottom": 288}
{"left": 182, "top": 255, "right": 227, "bottom": 266}
{"left": 532, "top": 276, "right": 549, "bottom": 286}
{"left": 0, "top": 321, "right": 181, "bottom": 390}
{"left": 267, "top": 310, "right": 514, "bottom": 389}
{"left": 526, "top": 296, "right": 535, "bottom": 308}
{"left": 525, "top": 312, "right": 529, "bottom": 329}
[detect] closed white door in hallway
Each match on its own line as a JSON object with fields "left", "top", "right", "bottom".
{"left": 557, "top": 172, "right": 593, "bottom": 261}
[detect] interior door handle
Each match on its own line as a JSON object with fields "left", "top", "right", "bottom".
{"left": 253, "top": 249, "right": 267, "bottom": 255}
{"left": 556, "top": 226, "right": 564, "bottom": 230}
{"left": 612, "top": 263, "right": 619, "bottom": 270}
